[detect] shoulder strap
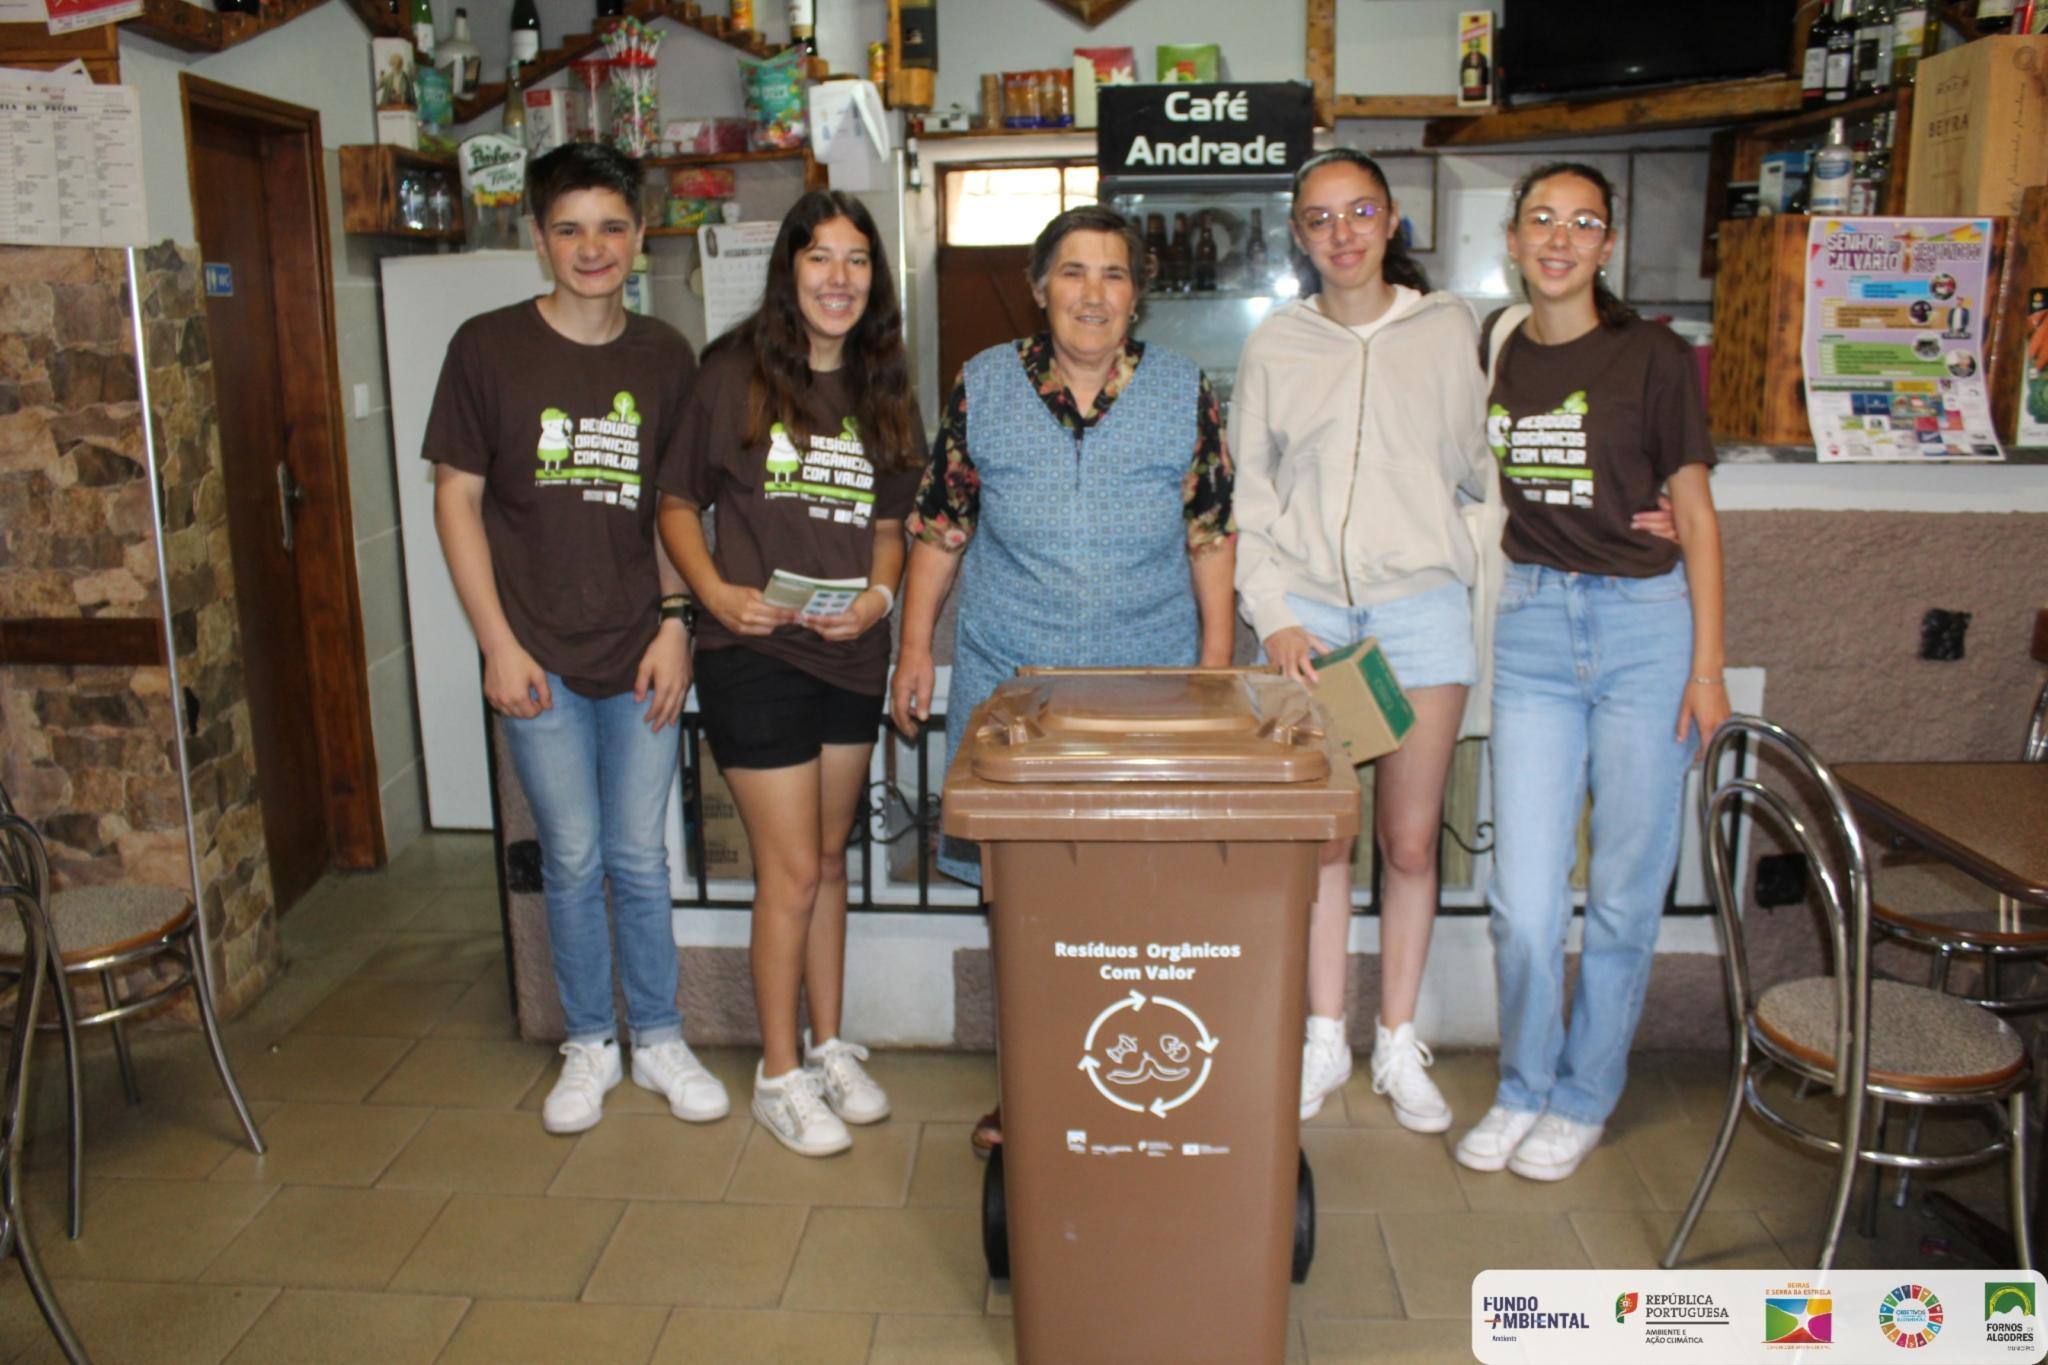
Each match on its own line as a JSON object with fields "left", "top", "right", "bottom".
{"left": 1485, "top": 303, "right": 1532, "bottom": 378}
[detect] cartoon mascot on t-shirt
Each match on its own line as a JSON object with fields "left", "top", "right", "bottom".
{"left": 536, "top": 407, "right": 572, "bottom": 476}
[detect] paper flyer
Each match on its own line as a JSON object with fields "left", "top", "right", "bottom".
{"left": 699, "top": 221, "right": 779, "bottom": 343}
{"left": 1801, "top": 216, "right": 2003, "bottom": 462}
{"left": 43, "top": 0, "right": 143, "bottom": 33}
{"left": 0, "top": 67, "right": 146, "bottom": 248}
{"left": 763, "top": 569, "right": 866, "bottom": 619}
{"left": 2022, "top": 285, "right": 2048, "bottom": 449}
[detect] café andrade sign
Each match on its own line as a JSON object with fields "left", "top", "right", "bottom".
{"left": 1096, "top": 82, "right": 1313, "bottom": 178}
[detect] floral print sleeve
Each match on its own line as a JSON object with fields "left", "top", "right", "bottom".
{"left": 1185, "top": 373, "right": 1235, "bottom": 556}
{"left": 906, "top": 373, "right": 977, "bottom": 552}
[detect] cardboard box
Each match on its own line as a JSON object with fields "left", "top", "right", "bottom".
{"left": 1309, "top": 637, "right": 1415, "bottom": 766}
{"left": 1905, "top": 35, "right": 2048, "bottom": 219}
{"left": 689, "top": 748, "right": 753, "bottom": 879}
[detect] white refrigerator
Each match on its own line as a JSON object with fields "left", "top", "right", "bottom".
{"left": 381, "top": 250, "right": 552, "bottom": 829}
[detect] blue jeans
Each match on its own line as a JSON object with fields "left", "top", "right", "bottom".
{"left": 500, "top": 675, "right": 683, "bottom": 1047}
{"left": 1486, "top": 563, "right": 1696, "bottom": 1126}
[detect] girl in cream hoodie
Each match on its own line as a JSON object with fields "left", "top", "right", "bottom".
{"left": 1233, "top": 148, "right": 1498, "bottom": 1132}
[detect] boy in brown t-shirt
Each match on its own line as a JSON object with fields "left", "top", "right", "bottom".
{"left": 426, "top": 143, "right": 726, "bottom": 1136}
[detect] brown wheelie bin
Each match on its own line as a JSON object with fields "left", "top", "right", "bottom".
{"left": 942, "top": 667, "right": 1361, "bottom": 1365}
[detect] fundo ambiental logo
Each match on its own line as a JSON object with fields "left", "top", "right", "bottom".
{"left": 1985, "top": 1282, "right": 2038, "bottom": 1349}
{"left": 1481, "top": 1293, "right": 1590, "bottom": 1339}
{"left": 1764, "top": 1285, "right": 1833, "bottom": 1347}
{"left": 1876, "top": 1284, "right": 1942, "bottom": 1349}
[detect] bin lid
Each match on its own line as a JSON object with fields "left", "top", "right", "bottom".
{"left": 967, "top": 669, "right": 1330, "bottom": 784}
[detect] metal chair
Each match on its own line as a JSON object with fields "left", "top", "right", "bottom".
{"left": 1662, "top": 715, "right": 2033, "bottom": 1273}
{"left": 0, "top": 791, "right": 83, "bottom": 1240}
{"left": 1, "top": 837, "right": 89, "bottom": 1361}
{"left": 0, "top": 806, "right": 264, "bottom": 1239}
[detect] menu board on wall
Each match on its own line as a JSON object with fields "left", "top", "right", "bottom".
{"left": 0, "top": 67, "right": 146, "bottom": 248}
{"left": 1801, "top": 216, "right": 2003, "bottom": 462}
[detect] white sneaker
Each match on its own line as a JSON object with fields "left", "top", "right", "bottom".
{"left": 1370, "top": 1020, "right": 1452, "bottom": 1133}
{"left": 805, "top": 1030, "right": 891, "bottom": 1125}
{"left": 752, "top": 1062, "right": 852, "bottom": 1157}
{"left": 1454, "top": 1104, "right": 1543, "bottom": 1172}
{"left": 1299, "top": 1015, "right": 1353, "bottom": 1121}
{"left": 1507, "top": 1114, "right": 1604, "bottom": 1182}
{"left": 542, "top": 1039, "right": 622, "bottom": 1135}
{"left": 632, "top": 1038, "right": 730, "bottom": 1122}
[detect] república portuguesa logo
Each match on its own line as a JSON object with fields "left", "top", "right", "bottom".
{"left": 1986, "top": 1281, "right": 2038, "bottom": 1350}
{"left": 1617, "top": 1292, "right": 1639, "bottom": 1323}
{"left": 1764, "top": 1286, "right": 1833, "bottom": 1346}
{"left": 1876, "top": 1284, "right": 1942, "bottom": 1348}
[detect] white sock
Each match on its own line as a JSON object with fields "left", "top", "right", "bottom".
{"left": 1306, "top": 1014, "right": 1346, "bottom": 1043}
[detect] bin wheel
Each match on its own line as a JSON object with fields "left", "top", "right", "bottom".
{"left": 1291, "top": 1150, "right": 1316, "bottom": 1284}
{"left": 983, "top": 1145, "right": 1010, "bottom": 1281}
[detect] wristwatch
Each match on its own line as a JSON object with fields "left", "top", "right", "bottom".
{"left": 659, "top": 593, "right": 697, "bottom": 630}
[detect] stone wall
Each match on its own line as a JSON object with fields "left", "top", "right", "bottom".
{"left": 0, "top": 243, "right": 279, "bottom": 1013}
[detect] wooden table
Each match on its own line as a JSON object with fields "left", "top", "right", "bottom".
{"left": 1836, "top": 760, "right": 2048, "bottom": 1264}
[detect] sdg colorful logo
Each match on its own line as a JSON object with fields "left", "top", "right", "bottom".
{"left": 1616, "top": 1292, "right": 1639, "bottom": 1323}
{"left": 1765, "top": 1295, "right": 1833, "bottom": 1345}
{"left": 1877, "top": 1284, "right": 1942, "bottom": 1348}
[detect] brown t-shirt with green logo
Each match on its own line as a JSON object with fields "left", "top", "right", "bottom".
{"left": 424, "top": 300, "right": 697, "bottom": 697}
{"left": 656, "top": 345, "right": 924, "bottom": 695}
{"left": 1484, "top": 314, "right": 1714, "bottom": 577}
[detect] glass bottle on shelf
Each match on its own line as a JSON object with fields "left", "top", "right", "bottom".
{"left": 1167, "top": 213, "right": 1191, "bottom": 293}
{"left": 509, "top": 0, "right": 541, "bottom": 67}
{"left": 789, "top": 0, "right": 818, "bottom": 55}
{"left": 1890, "top": 5, "right": 1932, "bottom": 86}
{"left": 1977, "top": 0, "right": 2017, "bottom": 33}
{"left": 410, "top": 0, "right": 435, "bottom": 60}
{"left": 1812, "top": 117, "right": 1853, "bottom": 213}
{"left": 1825, "top": 0, "right": 1858, "bottom": 104}
{"left": 1245, "top": 207, "right": 1269, "bottom": 290}
{"left": 1802, "top": 2, "right": 1836, "bottom": 109}
{"left": 1144, "top": 214, "right": 1167, "bottom": 292}
{"left": 1854, "top": 0, "right": 1894, "bottom": 96}
{"left": 1194, "top": 213, "right": 1218, "bottom": 292}
{"left": 502, "top": 61, "right": 527, "bottom": 137}
{"left": 438, "top": 7, "right": 480, "bottom": 99}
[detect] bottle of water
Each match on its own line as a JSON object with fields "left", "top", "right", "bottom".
{"left": 1811, "top": 118, "right": 1854, "bottom": 214}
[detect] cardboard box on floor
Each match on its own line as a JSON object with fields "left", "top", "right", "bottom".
{"left": 1905, "top": 35, "right": 2048, "bottom": 219}
{"left": 691, "top": 747, "right": 752, "bottom": 878}
{"left": 1310, "top": 636, "right": 1415, "bottom": 766}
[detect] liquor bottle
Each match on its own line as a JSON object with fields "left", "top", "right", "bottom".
{"left": 1891, "top": 4, "right": 1935, "bottom": 86}
{"left": 1193, "top": 213, "right": 1218, "bottom": 292}
{"left": 788, "top": 0, "right": 817, "bottom": 55}
{"left": 502, "top": 61, "right": 527, "bottom": 137}
{"left": 1167, "top": 213, "right": 1191, "bottom": 292}
{"left": 438, "top": 7, "right": 480, "bottom": 98}
{"left": 1977, "top": 0, "right": 2017, "bottom": 32}
{"left": 1458, "top": 40, "right": 1490, "bottom": 105}
{"left": 1824, "top": 0, "right": 1857, "bottom": 103}
{"left": 1811, "top": 117, "right": 1853, "bottom": 213}
{"left": 596, "top": 0, "right": 623, "bottom": 15}
{"left": 1801, "top": 2, "right": 1836, "bottom": 108}
{"left": 1854, "top": 0, "right": 1894, "bottom": 96}
{"left": 1245, "top": 207, "right": 1269, "bottom": 289}
{"left": 1144, "top": 214, "right": 1167, "bottom": 291}
{"left": 509, "top": 0, "right": 541, "bottom": 67}
{"left": 409, "top": 0, "right": 435, "bottom": 60}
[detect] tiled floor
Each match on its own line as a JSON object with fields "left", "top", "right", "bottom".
{"left": 0, "top": 833, "right": 2022, "bottom": 1363}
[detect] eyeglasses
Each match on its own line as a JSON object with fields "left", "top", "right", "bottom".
{"left": 1295, "top": 201, "right": 1385, "bottom": 238}
{"left": 1519, "top": 209, "right": 1608, "bottom": 247}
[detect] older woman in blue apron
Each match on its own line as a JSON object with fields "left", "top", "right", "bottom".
{"left": 891, "top": 203, "right": 1238, "bottom": 1152}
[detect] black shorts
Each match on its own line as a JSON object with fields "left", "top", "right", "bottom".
{"left": 694, "top": 646, "right": 884, "bottom": 770}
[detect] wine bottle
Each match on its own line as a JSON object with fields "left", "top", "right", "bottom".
{"left": 1854, "top": 0, "right": 1894, "bottom": 96}
{"left": 1801, "top": 3, "right": 1835, "bottom": 109}
{"left": 1891, "top": 5, "right": 1934, "bottom": 87}
{"left": 1167, "top": 213, "right": 1191, "bottom": 293}
{"left": 409, "top": 0, "right": 435, "bottom": 60}
{"left": 1824, "top": 0, "right": 1857, "bottom": 103}
{"left": 788, "top": 0, "right": 817, "bottom": 55}
{"left": 1977, "top": 0, "right": 2017, "bottom": 33}
{"left": 1193, "top": 213, "right": 1218, "bottom": 292}
{"left": 503, "top": 60, "right": 527, "bottom": 137}
{"left": 509, "top": 0, "right": 540, "bottom": 67}
{"left": 1245, "top": 207, "right": 1269, "bottom": 289}
{"left": 438, "top": 7, "right": 480, "bottom": 98}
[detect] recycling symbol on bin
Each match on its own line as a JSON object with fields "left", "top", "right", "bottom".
{"left": 1079, "top": 990, "right": 1218, "bottom": 1118}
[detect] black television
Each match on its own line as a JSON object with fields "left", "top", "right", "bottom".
{"left": 1498, "top": 0, "right": 1798, "bottom": 101}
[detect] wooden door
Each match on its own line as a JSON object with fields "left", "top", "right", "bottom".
{"left": 936, "top": 245, "right": 1040, "bottom": 392}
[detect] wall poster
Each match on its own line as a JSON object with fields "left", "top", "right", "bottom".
{"left": 1801, "top": 216, "right": 2003, "bottom": 462}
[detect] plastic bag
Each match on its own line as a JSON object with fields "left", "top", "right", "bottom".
{"left": 742, "top": 48, "right": 807, "bottom": 151}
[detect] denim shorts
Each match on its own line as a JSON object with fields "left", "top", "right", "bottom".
{"left": 1282, "top": 581, "right": 1477, "bottom": 690}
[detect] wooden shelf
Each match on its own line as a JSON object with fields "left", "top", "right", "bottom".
{"left": 643, "top": 147, "right": 808, "bottom": 167}
{"left": 919, "top": 124, "right": 1091, "bottom": 140}
{"left": 1737, "top": 86, "right": 1910, "bottom": 143}
{"left": 123, "top": 0, "right": 332, "bottom": 52}
{"left": 1333, "top": 95, "right": 1489, "bottom": 120}
{"left": 1422, "top": 75, "right": 1804, "bottom": 148}
{"left": 338, "top": 144, "right": 465, "bottom": 241}
{"left": 451, "top": 0, "right": 829, "bottom": 125}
